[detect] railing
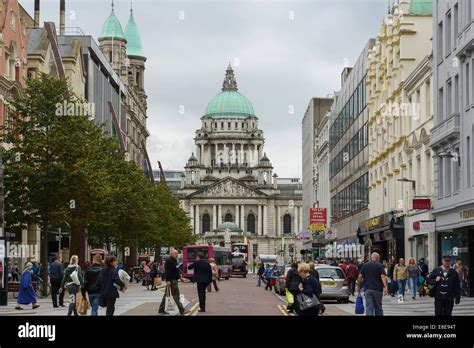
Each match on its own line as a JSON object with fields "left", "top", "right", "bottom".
{"left": 60, "top": 27, "right": 86, "bottom": 36}
{"left": 431, "top": 113, "right": 460, "bottom": 147}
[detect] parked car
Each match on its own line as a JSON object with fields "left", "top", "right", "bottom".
{"left": 231, "top": 258, "right": 248, "bottom": 277}
{"left": 274, "top": 266, "right": 291, "bottom": 295}
{"left": 315, "top": 265, "right": 349, "bottom": 303}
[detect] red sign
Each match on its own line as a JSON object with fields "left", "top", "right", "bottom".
{"left": 413, "top": 221, "right": 420, "bottom": 231}
{"left": 413, "top": 198, "right": 431, "bottom": 210}
{"left": 310, "top": 208, "right": 327, "bottom": 225}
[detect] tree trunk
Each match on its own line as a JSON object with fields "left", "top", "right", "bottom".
{"left": 41, "top": 220, "right": 49, "bottom": 297}
{"left": 69, "top": 225, "right": 86, "bottom": 267}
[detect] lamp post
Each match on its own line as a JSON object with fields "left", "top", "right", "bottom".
{"left": 398, "top": 178, "right": 416, "bottom": 214}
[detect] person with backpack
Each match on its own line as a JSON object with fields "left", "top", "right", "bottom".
{"left": 257, "top": 262, "right": 265, "bottom": 287}
{"left": 345, "top": 260, "right": 359, "bottom": 296}
{"left": 59, "top": 255, "right": 84, "bottom": 316}
{"left": 428, "top": 255, "right": 461, "bottom": 316}
{"left": 83, "top": 254, "right": 105, "bottom": 316}
{"left": 417, "top": 258, "right": 429, "bottom": 297}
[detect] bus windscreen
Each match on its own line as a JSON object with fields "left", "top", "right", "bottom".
{"left": 186, "top": 247, "right": 209, "bottom": 260}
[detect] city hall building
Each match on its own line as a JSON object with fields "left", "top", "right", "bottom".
{"left": 177, "top": 65, "right": 302, "bottom": 263}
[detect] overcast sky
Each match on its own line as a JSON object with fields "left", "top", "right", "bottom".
{"left": 20, "top": 0, "right": 386, "bottom": 177}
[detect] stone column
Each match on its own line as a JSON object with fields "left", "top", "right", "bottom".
{"left": 277, "top": 205, "right": 281, "bottom": 237}
{"left": 258, "top": 205, "right": 262, "bottom": 235}
{"left": 214, "top": 143, "right": 218, "bottom": 164}
{"left": 263, "top": 205, "right": 267, "bottom": 236}
{"left": 254, "top": 144, "right": 258, "bottom": 163}
{"left": 213, "top": 205, "right": 217, "bottom": 230}
{"left": 240, "top": 205, "right": 245, "bottom": 231}
{"left": 195, "top": 205, "right": 200, "bottom": 235}
{"left": 232, "top": 143, "right": 236, "bottom": 164}
{"left": 235, "top": 204, "right": 239, "bottom": 227}
{"left": 223, "top": 143, "right": 227, "bottom": 163}
{"left": 294, "top": 207, "right": 299, "bottom": 234}
{"left": 299, "top": 204, "right": 303, "bottom": 232}
{"left": 190, "top": 205, "right": 194, "bottom": 233}
{"left": 218, "top": 205, "right": 222, "bottom": 225}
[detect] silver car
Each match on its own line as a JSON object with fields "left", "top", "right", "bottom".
{"left": 315, "top": 265, "right": 350, "bottom": 303}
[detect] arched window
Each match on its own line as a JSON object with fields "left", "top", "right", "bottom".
{"left": 202, "top": 213, "right": 210, "bottom": 233}
{"left": 247, "top": 213, "right": 255, "bottom": 234}
{"left": 283, "top": 213, "right": 292, "bottom": 234}
{"left": 224, "top": 212, "right": 233, "bottom": 222}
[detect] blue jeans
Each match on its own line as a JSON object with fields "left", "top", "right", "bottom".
{"left": 408, "top": 277, "right": 417, "bottom": 298}
{"left": 365, "top": 289, "right": 383, "bottom": 316}
{"left": 397, "top": 279, "right": 407, "bottom": 297}
{"left": 89, "top": 293, "right": 100, "bottom": 316}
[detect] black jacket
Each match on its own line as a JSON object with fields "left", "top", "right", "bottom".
{"left": 188, "top": 259, "right": 212, "bottom": 284}
{"left": 257, "top": 265, "right": 265, "bottom": 276}
{"left": 84, "top": 263, "right": 105, "bottom": 294}
{"left": 49, "top": 260, "right": 64, "bottom": 280}
{"left": 286, "top": 268, "right": 301, "bottom": 293}
{"left": 418, "top": 262, "right": 429, "bottom": 278}
{"left": 164, "top": 257, "right": 180, "bottom": 281}
{"left": 98, "top": 268, "right": 125, "bottom": 300}
{"left": 428, "top": 267, "right": 461, "bottom": 301}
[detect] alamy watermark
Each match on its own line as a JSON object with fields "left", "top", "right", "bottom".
{"left": 55, "top": 100, "right": 96, "bottom": 117}
{"left": 324, "top": 242, "right": 365, "bottom": 260}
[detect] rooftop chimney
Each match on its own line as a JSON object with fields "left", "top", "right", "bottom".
{"left": 34, "top": 0, "right": 40, "bottom": 28}
{"left": 60, "top": 0, "right": 65, "bottom": 35}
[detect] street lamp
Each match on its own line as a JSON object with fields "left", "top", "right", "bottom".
{"left": 398, "top": 177, "right": 416, "bottom": 193}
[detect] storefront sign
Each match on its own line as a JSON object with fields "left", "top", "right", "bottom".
{"left": 365, "top": 216, "right": 382, "bottom": 230}
{"left": 310, "top": 208, "right": 327, "bottom": 225}
{"left": 413, "top": 220, "right": 435, "bottom": 233}
{"left": 459, "top": 209, "right": 474, "bottom": 219}
{"left": 297, "top": 230, "right": 311, "bottom": 241}
{"left": 413, "top": 198, "right": 432, "bottom": 210}
{"left": 324, "top": 227, "right": 337, "bottom": 240}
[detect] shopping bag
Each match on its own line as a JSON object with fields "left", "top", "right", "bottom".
{"left": 164, "top": 285, "right": 176, "bottom": 312}
{"left": 418, "top": 276, "right": 425, "bottom": 286}
{"left": 355, "top": 292, "right": 365, "bottom": 314}
{"left": 76, "top": 293, "right": 89, "bottom": 315}
{"left": 70, "top": 266, "right": 81, "bottom": 286}
{"left": 285, "top": 289, "right": 294, "bottom": 305}
{"left": 154, "top": 277, "right": 162, "bottom": 287}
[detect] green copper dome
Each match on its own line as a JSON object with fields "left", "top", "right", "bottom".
{"left": 99, "top": 7, "right": 125, "bottom": 41}
{"left": 204, "top": 64, "right": 255, "bottom": 118}
{"left": 409, "top": 0, "right": 432, "bottom": 15}
{"left": 124, "top": 9, "right": 145, "bottom": 58}
{"left": 217, "top": 222, "right": 241, "bottom": 232}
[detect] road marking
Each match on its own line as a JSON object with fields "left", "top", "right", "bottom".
{"left": 187, "top": 302, "right": 199, "bottom": 316}
{"left": 277, "top": 304, "right": 288, "bottom": 316}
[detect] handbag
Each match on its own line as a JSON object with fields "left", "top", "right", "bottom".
{"left": 70, "top": 266, "right": 81, "bottom": 286}
{"left": 164, "top": 285, "right": 176, "bottom": 312}
{"left": 154, "top": 277, "right": 162, "bottom": 287}
{"left": 76, "top": 293, "right": 89, "bottom": 315}
{"left": 418, "top": 275, "right": 425, "bottom": 286}
{"left": 296, "top": 293, "right": 320, "bottom": 312}
{"left": 285, "top": 289, "right": 294, "bottom": 305}
{"left": 355, "top": 292, "right": 365, "bottom": 314}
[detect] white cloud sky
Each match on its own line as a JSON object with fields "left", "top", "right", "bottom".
{"left": 20, "top": 0, "right": 386, "bottom": 177}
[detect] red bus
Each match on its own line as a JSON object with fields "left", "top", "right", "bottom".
{"left": 231, "top": 243, "right": 249, "bottom": 261}
{"left": 182, "top": 245, "right": 232, "bottom": 280}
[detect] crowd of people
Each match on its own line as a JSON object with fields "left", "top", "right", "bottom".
{"left": 14, "top": 254, "right": 128, "bottom": 316}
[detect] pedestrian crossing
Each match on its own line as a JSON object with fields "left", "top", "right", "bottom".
{"left": 337, "top": 295, "right": 474, "bottom": 316}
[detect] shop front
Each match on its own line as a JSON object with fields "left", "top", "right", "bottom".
{"left": 405, "top": 210, "right": 435, "bottom": 270}
{"left": 360, "top": 212, "right": 405, "bottom": 263}
{"left": 434, "top": 204, "right": 474, "bottom": 297}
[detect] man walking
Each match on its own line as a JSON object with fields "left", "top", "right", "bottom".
{"left": 357, "top": 252, "right": 388, "bottom": 316}
{"left": 429, "top": 255, "right": 461, "bottom": 316}
{"left": 345, "top": 260, "right": 358, "bottom": 296}
{"left": 83, "top": 254, "right": 105, "bottom": 316}
{"left": 159, "top": 248, "right": 189, "bottom": 315}
{"left": 188, "top": 252, "right": 212, "bottom": 313}
{"left": 49, "top": 255, "right": 65, "bottom": 308}
{"left": 393, "top": 258, "right": 408, "bottom": 301}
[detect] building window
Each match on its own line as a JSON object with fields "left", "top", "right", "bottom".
{"left": 437, "top": 21, "right": 443, "bottom": 63}
{"left": 446, "top": 12, "right": 452, "bottom": 54}
{"left": 283, "top": 213, "right": 291, "bottom": 234}
{"left": 438, "top": 157, "right": 444, "bottom": 198}
{"left": 454, "top": 75, "right": 460, "bottom": 113}
{"left": 454, "top": 4, "right": 459, "bottom": 42}
{"left": 447, "top": 80, "right": 453, "bottom": 117}
{"left": 202, "top": 213, "right": 210, "bottom": 233}
{"left": 247, "top": 213, "right": 255, "bottom": 233}
{"left": 454, "top": 147, "right": 460, "bottom": 193}
{"left": 446, "top": 153, "right": 452, "bottom": 196}
{"left": 467, "top": 136, "right": 472, "bottom": 188}
{"left": 466, "top": 63, "right": 470, "bottom": 108}
{"left": 438, "top": 87, "right": 444, "bottom": 123}
{"left": 224, "top": 212, "right": 233, "bottom": 222}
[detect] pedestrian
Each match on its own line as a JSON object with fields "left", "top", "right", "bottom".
{"left": 345, "top": 260, "right": 359, "bottom": 296}
{"left": 417, "top": 258, "right": 429, "bottom": 297}
{"left": 59, "top": 255, "right": 84, "bottom": 316}
{"left": 357, "top": 252, "right": 388, "bottom": 316}
{"left": 15, "top": 262, "right": 40, "bottom": 310}
{"left": 257, "top": 262, "right": 265, "bottom": 287}
{"left": 388, "top": 258, "right": 398, "bottom": 297}
{"left": 341, "top": 260, "right": 348, "bottom": 272}
{"left": 207, "top": 258, "right": 219, "bottom": 292}
{"left": 159, "top": 248, "right": 189, "bottom": 315}
{"left": 454, "top": 258, "right": 469, "bottom": 297}
{"left": 294, "top": 263, "right": 324, "bottom": 316}
{"left": 98, "top": 256, "right": 126, "bottom": 316}
{"left": 83, "top": 254, "right": 105, "bottom": 316}
{"left": 428, "top": 255, "right": 461, "bottom": 316}
{"left": 11, "top": 263, "right": 19, "bottom": 282}
{"left": 393, "top": 258, "right": 408, "bottom": 301}
{"left": 285, "top": 262, "right": 300, "bottom": 313}
{"left": 308, "top": 262, "right": 320, "bottom": 281}
{"left": 264, "top": 264, "right": 273, "bottom": 291}
{"left": 187, "top": 252, "right": 212, "bottom": 313}
{"left": 150, "top": 263, "right": 159, "bottom": 291}
{"left": 407, "top": 257, "right": 420, "bottom": 300}
{"left": 49, "top": 255, "right": 65, "bottom": 308}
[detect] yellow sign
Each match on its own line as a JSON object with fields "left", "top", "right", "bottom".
{"left": 365, "top": 216, "right": 381, "bottom": 229}
{"left": 310, "top": 224, "right": 325, "bottom": 231}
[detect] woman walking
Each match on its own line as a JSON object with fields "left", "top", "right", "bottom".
{"left": 207, "top": 258, "right": 219, "bottom": 292}
{"left": 98, "top": 256, "right": 126, "bottom": 316}
{"left": 15, "top": 263, "right": 40, "bottom": 310}
{"left": 285, "top": 262, "right": 300, "bottom": 313}
{"left": 294, "top": 263, "right": 324, "bottom": 316}
{"left": 60, "top": 255, "right": 83, "bottom": 316}
{"left": 407, "top": 257, "right": 420, "bottom": 300}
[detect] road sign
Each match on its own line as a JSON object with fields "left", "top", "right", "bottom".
{"left": 310, "top": 208, "right": 327, "bottom": 225}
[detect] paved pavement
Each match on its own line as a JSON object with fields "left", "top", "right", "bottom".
{"left": 0, "top": 281, "right": 190, "bottom": 316}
